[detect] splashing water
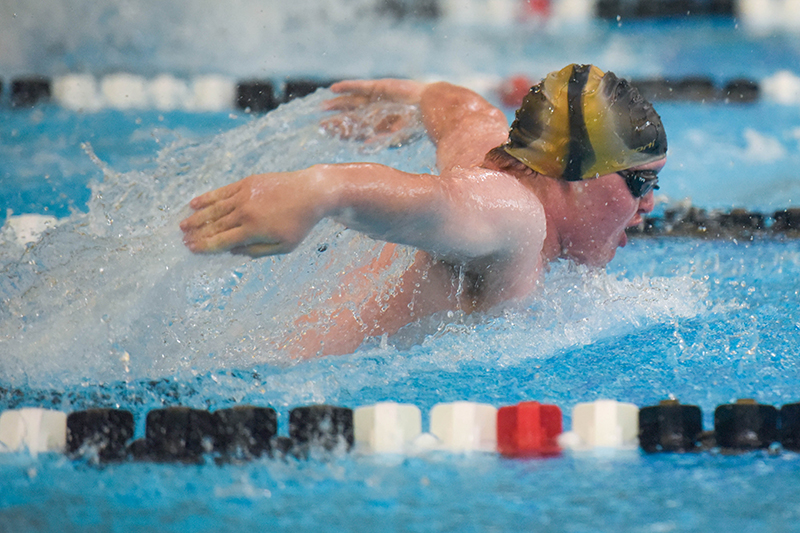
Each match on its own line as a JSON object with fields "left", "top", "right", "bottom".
{"left": 0, "top": 91, "right": 705, "bottom": 390}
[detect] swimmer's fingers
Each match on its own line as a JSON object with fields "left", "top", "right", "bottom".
{"left": 181, "top": 208, "right": 241, "bottom": 247}
{"left": 193, "top": 228, "right": 291, "bottom": 257}
{"left": 179, "top": 199, "right": 236, "bottom": 232}
{"left": 322, "top": 107, "right": 420, "bottom": 142}
{"left": 188, "top": 181, "right": 242, "bottom": 210}
{"left": 319, "top": 113, "right": 361, "bottom": 139}
{"left": 182, "top": 224, "right": 240, "bottom": 253}
{"left": 329, "top": 80, "right": 380, "bottom": 96}
{"left": 329, "top": 79, "right": 423, "bottom": 100}
{"left": 325, "top": 79, "right": 424, "bottom": 108}
{"left": 183, "top": 225, "right": 281, "bottom": 256}
{"left": 322, "top": 94, "right": 374, "bottom": 112}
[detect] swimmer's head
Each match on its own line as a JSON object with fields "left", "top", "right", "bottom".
{"left": 502, "top": 64, "right": 667, "bottom": 181}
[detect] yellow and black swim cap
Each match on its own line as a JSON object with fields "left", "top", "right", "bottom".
{"left": 503, "top": 64, "right": 667, "bottom": 181}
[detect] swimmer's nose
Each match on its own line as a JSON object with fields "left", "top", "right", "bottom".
{"left": 638, "top": 191, "right": 655, "bottom": 215}
{"left": 627, "top": 191, "right": 655, "bottom": 228}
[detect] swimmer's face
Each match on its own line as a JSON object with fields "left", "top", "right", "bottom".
{"left": 558, "top": 157, "right": 665, "bottom": 267}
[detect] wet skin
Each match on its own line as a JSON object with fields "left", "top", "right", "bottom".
{"left": 180, "top": 79, "right": 662, "bottom": 357}
{"left": 550, "top": 158, "right": 663, "bottom": 267}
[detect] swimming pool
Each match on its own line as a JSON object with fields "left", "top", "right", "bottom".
{"left": 3, "top": 4, "right": 800, "bottom": 532}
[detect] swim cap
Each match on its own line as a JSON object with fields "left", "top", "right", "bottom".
{"left": 503, "top": 64, "right": 667, "bottom": 181}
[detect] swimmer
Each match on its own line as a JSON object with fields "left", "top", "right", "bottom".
{"left": 180, "top": 64, "right": 667, "bottom": 358}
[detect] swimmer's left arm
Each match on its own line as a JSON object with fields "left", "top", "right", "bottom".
{"left": 180, "top": 163, "right": 544, "bottom": 264}
{"left": 326, "top": 163, "right": 545, "bottom": 263}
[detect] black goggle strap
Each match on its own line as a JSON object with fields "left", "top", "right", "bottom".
{"left": 618, "top": 169, "right": 659, "bottom": 198}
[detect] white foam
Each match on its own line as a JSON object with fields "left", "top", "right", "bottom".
{"left": 743, "top": 128, "right": 787, "bottom": 162}
{"left": 3, "top": 214, "right": 62, "bottom": 246}
{"left": 0, "top": 91, "right": 709, "bottom": 391}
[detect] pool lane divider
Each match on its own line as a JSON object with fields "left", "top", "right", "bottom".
{"left": 715, "top": 399, "right": 779, "bottom": 450}
{"left": 289, "top": 405, "right": 354, "bottom": 459}
{"left": 430, "top": 402, "right": 498, "bottom": 452}
{"left": 498, "top": 401, "right": 561, "bottom": 456}
{"left": 5, "top": 74, "right": 800, "bottom": 240}
{"left": 66, "top": 409, "right": 135, "bottom": 462}
{"left": 629, "top": 207, "right": 800, "bottom": 239}
{"left": 355, "top": 402, "right": 422, "bottom": 454}
{"left": 3, "top": 398, "right": 800, "bottom": 462}
{"left": 562, "top": 399, "right": 639, "bottom": 450}
{"left": 638, "top": 400, "right": 704, "bottom": 453}
{"left": 0, "top": 73, "right": 769, "bottom": 112}
{"left": 0, "top": 74, "right": 337, "bottom": 112}
{"left": 595, "top": 0, "right": 735, "bottom": 19}
{"left": 0, "top": 408, "right": 67, "bottom": 457}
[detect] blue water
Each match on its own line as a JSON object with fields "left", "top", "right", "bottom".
{"left": 5, "top": 100, "right": 800, "bottom": 228}
{"left": 0, "top": 109, "right": 246, "bottom": 224}
{"left": 3, "top": 13, "right": 800, "bottom": 533}
{"left": 4, "top": 232, "right": 800, "bottom": 533}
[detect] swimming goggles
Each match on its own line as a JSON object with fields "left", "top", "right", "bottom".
{"left": 618, "top": 169, "right": 659, "bottom": 198}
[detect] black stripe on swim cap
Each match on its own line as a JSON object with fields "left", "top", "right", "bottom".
{"left": 563, "top": 64, "right": 596, "bottom": 182}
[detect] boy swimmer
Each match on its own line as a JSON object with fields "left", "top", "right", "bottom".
{"left": 180, "top": 64, "right": 667, "bottom": 358}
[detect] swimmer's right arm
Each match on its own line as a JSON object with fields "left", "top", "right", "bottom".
{"left": 325, "top": 79, "right": 426, "bottom": 108}
{"left": 180, "top": 163, "right": 543, "bottom": 263}
{"left": 326, "top": 79, "right": 509, "bottom": 171}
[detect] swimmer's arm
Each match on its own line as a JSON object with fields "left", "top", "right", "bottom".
{"left": 330, "top": 164, "right": 545, "bottom": 268}
{"left": 327, "top": 80, "right": 509, "bottom": 171}
{"left": 417, "top": 82, "right": 510, "bottom": 172}
{"left": 180, "top": 163, "right": 543, "bottom": 262}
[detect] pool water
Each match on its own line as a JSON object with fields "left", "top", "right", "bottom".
{"left": 3, "top": 11, "right": 800, "bottom": 533}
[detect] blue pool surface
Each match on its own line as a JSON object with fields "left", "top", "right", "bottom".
{"left": 3, "top": 11, "right": 800, "bottom": 533}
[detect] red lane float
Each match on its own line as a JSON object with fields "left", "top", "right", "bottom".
{"left": 497, "top": 401, "right": 562, "bottom": 457}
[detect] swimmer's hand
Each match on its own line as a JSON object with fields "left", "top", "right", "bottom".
{"left": 180, "top": 171, "right": 328, "bottom": 258}
{"left": 324, "top": 79, "right": 426, "bottom": 109}
{"left": 321, "top": 79, "right": 426, "bottom": 147}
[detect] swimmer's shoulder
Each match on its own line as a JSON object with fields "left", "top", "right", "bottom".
{"left": 445, "top": 165, "right": 546, "bottom": 221}
{"left": 439, "top": 164, "right": 547, "bottom": 258}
